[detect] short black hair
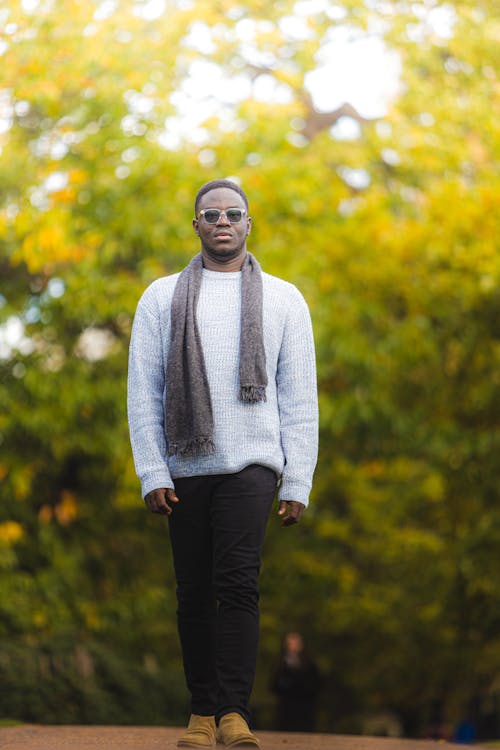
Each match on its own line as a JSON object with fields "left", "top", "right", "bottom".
{"left": 194, "top": 179, "right": 249, "bottom": 215}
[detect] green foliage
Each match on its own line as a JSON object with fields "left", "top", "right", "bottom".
{"left": 1, "top": 0, "right": 499, "bottom": 736}
{"left": 0, "top": 638, "right": 188, "bottom": 725}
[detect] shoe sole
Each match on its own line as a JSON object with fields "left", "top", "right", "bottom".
{"left": 222, "top": 741, "right": 259, "bottom": 748}
{"left": 177, "top": 740, "right": 216, "bottom": 748}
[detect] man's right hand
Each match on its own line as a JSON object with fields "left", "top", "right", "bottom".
{"left": 144, "top": 487, "right": 180, "bottom": 516}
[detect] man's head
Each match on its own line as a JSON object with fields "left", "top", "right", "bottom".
{"left": 193, "top": 179, "right": 251, "bottom": 269}
{"left": 284, "top": 632, "right": 304, "bottom": 656}
{"left": 194, "top": 179, "right": 249, "bottom": 215}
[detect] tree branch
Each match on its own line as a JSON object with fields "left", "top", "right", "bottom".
{"left": 242, "top": 64, "right": 374, "bottom": 140}
{"left": 298, "top": 90, "right": 372, "bottom": 140}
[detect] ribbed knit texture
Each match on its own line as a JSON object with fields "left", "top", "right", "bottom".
{"left": 127, "top": 268, "right": 318, "bottom": 506}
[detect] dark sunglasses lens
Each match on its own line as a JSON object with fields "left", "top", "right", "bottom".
{"left": 226, "top": 209, "right": 243, "bottom": 222}
{"left": 204, "top": 210, "right": 220, "bottom": 223}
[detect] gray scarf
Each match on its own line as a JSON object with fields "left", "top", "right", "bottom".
{"left": 166, "top": 252, "right": 267, "bottom": 457}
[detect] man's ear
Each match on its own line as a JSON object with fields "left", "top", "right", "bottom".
{"left": 246, "top": 217, "right": 252, "bottom": 236}
{"left": 192, "top": 218, "right": 199, "bottom": 235}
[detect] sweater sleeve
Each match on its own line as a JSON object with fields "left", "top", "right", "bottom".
{"left": 276, "top": 287, "right": 318, "bottom": 506}
{"left": 127, "top": 288, "right": 174, "bottom": 498}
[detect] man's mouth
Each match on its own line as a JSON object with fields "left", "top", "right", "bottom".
{"left": 214, "top": 232, "right": 232, "bottom": 240}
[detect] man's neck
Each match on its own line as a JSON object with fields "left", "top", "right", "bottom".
{"left": 201, "top": 250, "right": 246, "bottom": 272}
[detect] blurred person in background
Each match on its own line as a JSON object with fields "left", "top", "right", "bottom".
{"left": 271, "top": 631, "right": 322, "bottom": 732}
{"left": 128, "top": 179, "right": 318, "bottom": 748}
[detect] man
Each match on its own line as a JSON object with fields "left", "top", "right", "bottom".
{"left": 271, "top": 632, "right": 321, "bottom": 732}
{"left": 128, "top": 179, "right": 318, "bottom": 748}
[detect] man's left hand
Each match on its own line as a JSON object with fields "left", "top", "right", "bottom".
{"left": 278, "top": 500, "right": 305, "bottom": 527}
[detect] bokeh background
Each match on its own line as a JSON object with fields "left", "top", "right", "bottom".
{"left": 1, "top": 0, "right": 500, "bottom": 740}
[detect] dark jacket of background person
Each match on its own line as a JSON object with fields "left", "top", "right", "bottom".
{"left": 271, "top": 632, "right": 322, "bottom": 732}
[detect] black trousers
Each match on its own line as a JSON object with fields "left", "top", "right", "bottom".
{"left": 168, "top": 464, "right": 277, "bottom": 724}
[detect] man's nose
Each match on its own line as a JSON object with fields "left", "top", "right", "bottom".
{"left": 216, "top": 210, "right": 231, "bottom": 225}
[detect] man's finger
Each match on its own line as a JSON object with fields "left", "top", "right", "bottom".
{"left": 145, "top": 488, "right": 177, "bottom": 515}
{"left": 151, "top": 498, "right": 171, "bottom": 515}
{"left": 280, "top": 501, "right": 305, "bottom": 527}
{"left": 166, "top": 488, "right": 181, "bottom": 505}
{"left": 281, "top": 512, "right": 297, "bottom": 527}
{"left": 156, "top": 488, "right": 181, "bottom": 515}
{"left": 279, "top": 500, "right": 296, "bottom": 526}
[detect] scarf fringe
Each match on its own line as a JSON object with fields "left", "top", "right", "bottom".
{"left": 169, "top": 437, "right": 216, "bottom": 457}
{"left": 240, "top": 385, "right": 267, "bottom": 404}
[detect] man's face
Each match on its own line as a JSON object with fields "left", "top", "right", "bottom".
{"left": 285, "top": 633, "right": 303, "bottom": 655}
{"left": 193, "top": 187, "right": 251, "bottom": 264}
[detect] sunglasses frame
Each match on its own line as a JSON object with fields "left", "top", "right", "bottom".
{"left": 197, "top": 208, "right": 247, "bottom": 224}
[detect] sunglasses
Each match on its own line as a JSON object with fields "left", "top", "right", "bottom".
{"left": 198, "top": 208, "right": 246, "bottom": 224}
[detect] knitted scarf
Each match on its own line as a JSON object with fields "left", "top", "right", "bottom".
{"left": 166, "top": 252, "right": 267, "bottom": 457}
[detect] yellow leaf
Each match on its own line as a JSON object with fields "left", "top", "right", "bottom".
{"left": 38, "top": 505, "right": 53, "bottom": 524}
{"left": 0, "top": 521, "right": 24, "bottom": 544}
{"left": 54, "top": 490, "right": 78, "bottom": 526}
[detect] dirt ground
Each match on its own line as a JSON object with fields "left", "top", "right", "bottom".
{"left": 0, "top": 725, "right": 490, "bottom": 750}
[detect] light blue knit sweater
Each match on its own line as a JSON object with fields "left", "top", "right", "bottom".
{"left": 127, "top": 267, "right": 318, "bottom": 506}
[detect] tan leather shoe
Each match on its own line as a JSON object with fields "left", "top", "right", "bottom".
{"left": 177, "top": 714, "right": 216, "bottom": 747}
{"left": 217, "top": 713, "right": 260, "bottom": 747}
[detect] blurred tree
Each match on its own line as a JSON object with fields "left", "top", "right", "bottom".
{"left": 0, "top": 0, "right": 499, "bottom": 735}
